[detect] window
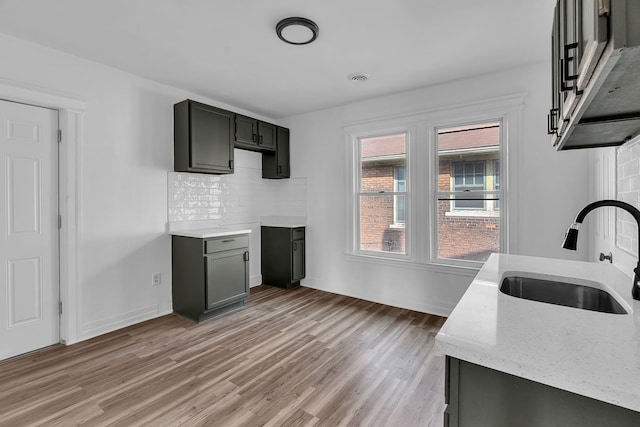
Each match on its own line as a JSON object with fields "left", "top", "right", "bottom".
{"left": 436, "top": 122, "right": 501, "bottom": 263}
{"left": 346, "top": 94, "right": 519, "bottom": 267}
{"left": 356, "top": 132, "right": 407, "bottom": 254}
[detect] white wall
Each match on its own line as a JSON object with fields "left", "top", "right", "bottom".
{"left": 285, "top": 62, "right": 591, "bottom": 316}
{"left": 0, "top": 29, "right": 593, "bottom": 345}
{"left": 0, "top": 33, "right": 280, "bottom": 343}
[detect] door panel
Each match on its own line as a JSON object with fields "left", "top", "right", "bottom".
{"left": 8, "top": 257, "right": 42, "bottom": 326}
{"left": 0, "top": 100, "right": 59, "bottom": 360}
{"left": 8, "top": 157, "right": 41, "bottom": 235}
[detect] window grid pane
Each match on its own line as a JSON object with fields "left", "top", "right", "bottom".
{"left": 358, "top": 133, "right": 407, "bottom": 254}
{"left": 359, "top": 194, "right": 405, "bottom": 253}
{"left": 436, "top": 121, "right": 501, "bottom": 262}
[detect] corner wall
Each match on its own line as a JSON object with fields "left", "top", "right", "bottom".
{"left": 284, "top": 62, "right": 591, "bottom": 316}
{"left": 0, "top": 33, "right": 281, "bottom": 342}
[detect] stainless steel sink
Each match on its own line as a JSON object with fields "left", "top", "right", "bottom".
{"left": 500, "top": 276, "right": 628, "bottom": 314}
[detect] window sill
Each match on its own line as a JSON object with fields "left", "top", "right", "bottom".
{"left": 445, "top": 210, "right": 500, "bottom": 218}
{"left": 389, "top": 223, "right": 405, "bottom": 229}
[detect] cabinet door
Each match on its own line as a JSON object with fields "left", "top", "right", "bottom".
{"left": 277, "top": 127, "right": 290, "bottom": 177}
{"left": 292, "top": 239, "right": 305, "bottom": 282}
{"left": 235, "top": 114, "right": 258, "bottom": 147}
{"left": 549, "top": 5, "right": 561, "bottom": 140}
{"left": 258, "top": 121, "right": 277, "bottom": 151}
{"left": 261, "top": 126, "right": 290, "bottom": 179}
{"left": 205, "top": 249, "right": 249, "bottom": 311}
{"left": 176, "top": 101, "right": 234, "bottom": 174}
{"left": 575, "top": 0, "right": 608, "bottom": 91}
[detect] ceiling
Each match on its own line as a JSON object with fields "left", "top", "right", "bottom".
{"left": 0, "top": 0, "right": 556, "bottom": 119}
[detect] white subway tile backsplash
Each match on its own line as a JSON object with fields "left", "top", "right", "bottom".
{"left": 617, "top": 137, "right": 640, "bottom": 256}
{"left": 168, "top": 170, "right": 307, "bottom": 226}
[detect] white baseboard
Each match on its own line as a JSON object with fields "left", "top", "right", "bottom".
{"left": 301, "top": 276, "right": 455, "bottom": 317}
{"left": 79, "top": 304, "right": 166, "bottom": 342}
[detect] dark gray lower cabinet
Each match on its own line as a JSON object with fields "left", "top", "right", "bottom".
{"left": 261, "top": 226, "right": 305, "bottom": 289}
{"left": 172, "top": 234, "right": 249, "bottom": 322}
{"left": 445, "top": 356, "right": 640, "bottom": 427}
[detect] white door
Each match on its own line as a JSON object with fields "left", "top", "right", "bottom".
{"left": 0, "top": 100, "right": 59, "bottom": 360}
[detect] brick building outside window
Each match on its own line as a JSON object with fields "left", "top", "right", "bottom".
{"left": 437, "top": 122, "right": 501, "bottom": 262}
{"left": 359, "top": 133, "right": 407, "bottom": 253}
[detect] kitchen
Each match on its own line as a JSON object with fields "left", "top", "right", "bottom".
{"left": 0, "top": 0, "right": 638, "bottom": 425}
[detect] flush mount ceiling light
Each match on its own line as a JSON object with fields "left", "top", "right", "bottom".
{"left": 276, "top": 17, "right": 319, "bottom": 45}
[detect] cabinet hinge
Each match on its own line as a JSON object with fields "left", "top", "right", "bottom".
{"left": 59, "top": 301, "right": 63, "bottom": 315}
{"left": 58, "top": 129, "right": 62, "bottom": 143}
{"left": 58, "top": 214, "right": 62, "bottom": 230}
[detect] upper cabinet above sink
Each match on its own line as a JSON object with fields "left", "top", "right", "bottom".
{"left": 549, "top": 0, "right": 640, "bottom": 150}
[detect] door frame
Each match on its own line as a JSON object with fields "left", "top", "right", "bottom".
{"left": 0, "top": 78, "right": 86, "bottom": 345}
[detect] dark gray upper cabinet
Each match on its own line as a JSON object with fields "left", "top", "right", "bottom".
{"left": 175, "top": 99, "right": 290, "bottom": 176}
{"left": 234, "top": 115, "right": 277, "bottom": 152}
{"left": 262, "top": 126, "right": 290, "bottom": 179}
{"left": 174, "top": 100, "right": 234, "bottom": 174}
{"left": 550, "top": 0, "right": 640, "bottom": 150}
{"left": 257, "top": 121, "right": 277, "bottom": 151}
{"left": 234, "top": 114, "right": 258, "bottom": 149}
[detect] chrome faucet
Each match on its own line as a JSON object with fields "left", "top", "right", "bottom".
{"left": 562, "top": 199, "right": 640, "bottom": 301}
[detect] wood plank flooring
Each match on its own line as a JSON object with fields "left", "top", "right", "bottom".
{"left": 0, "top": 286, "right": 447, "bottom": 426}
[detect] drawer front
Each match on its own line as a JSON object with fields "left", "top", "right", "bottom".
{"left": 205, "top": 235, "right": 249, "bottom": 253}
{"left": 291, "top": 227, "right": 305, "bottom": 241}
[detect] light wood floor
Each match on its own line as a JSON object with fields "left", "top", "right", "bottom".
{"left": 0, "top": 286, "right": 447, "bottom": 426}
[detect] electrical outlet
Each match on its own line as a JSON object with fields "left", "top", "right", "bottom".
{"left": 152, "top": 272, "right": 161, "bottom": 286}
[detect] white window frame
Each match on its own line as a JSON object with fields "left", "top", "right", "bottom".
{"left": 345, "top": 94, "right": 523, "bottom": 272}
{"left": 433, "top": 119, "right": 504, "bottom": 268}
{"left": 393, "top": 165, "right": 406, "bottom": 226}
{"left": 346, "top": 121, "right": 414, "bottom": 260}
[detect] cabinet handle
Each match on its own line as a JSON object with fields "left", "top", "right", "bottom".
{"left": 229, "top": 159, "right": 234, "bottom": 169}
{"left": 561, "top": 43, "right": 579, "bottom": 91}
{"left": 547, "top": 108, "right": 559, "bottom": 134}
{"left": 278, "top": 165, "right": 282, "bottom": 174}
{"left": 244, "top": 251, "right": 250, "bottom": 262}
{"left": 260, "top": 135, "right": 264, "bottom": 144}
{"left": 222, "top": 239, "right": 235, "bottom": 243}
{"left": 252, "top": 133, "right": 257, "bottom": 142}
{"left": 293, "top": 242, "right": 297, "bottom": 251}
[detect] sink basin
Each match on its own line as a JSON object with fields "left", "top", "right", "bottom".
{"left": 500, "top": 276, "right": 628, "bottom": 314}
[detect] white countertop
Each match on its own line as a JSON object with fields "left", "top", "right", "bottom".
{"left": 260, "top": 215, "right": 306, "bottom": 228}
{"left": 435, "top": 253, "right": 640, "bottom": 412}
{"left": 169, "top": 227, "right": 252, "bottom": 238}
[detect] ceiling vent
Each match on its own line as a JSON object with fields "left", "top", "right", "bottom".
{"left": 348, "top": 73, "right": 370, "bottom": 83}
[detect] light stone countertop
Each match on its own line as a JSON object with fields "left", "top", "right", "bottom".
{"left": 260, "top": 216, "right": 307, "bottom": 228}
{"left": 169, "top": 227, "right": 252, "bottom": 239}
{"left": 435, "top": 253, "right": 640, "bottom": 412}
